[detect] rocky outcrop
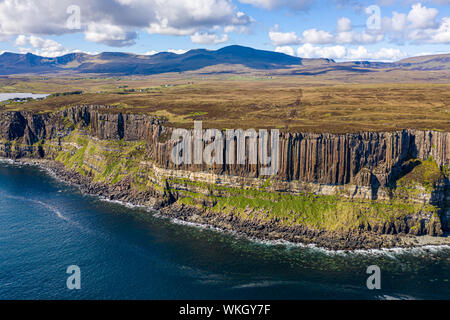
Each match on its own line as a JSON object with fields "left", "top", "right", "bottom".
{"left": 1, "top": 105, "right": 448, "bottom": 186}
{"left": 61, "top": 105, "right": 165, "bottom": 141}
{"left": 0, "top": 104, "right": 448, "bottom": 190}
{"left": 12, "top": 158, "right": 445, "bottom": 249}
{"left": 0, "top": 105, "right": 448, "bottom": 239}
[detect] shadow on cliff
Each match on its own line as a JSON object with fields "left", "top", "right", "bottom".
{"left": 385, "top": 134, "right": 421, "bottom": 197}
{"left": 387, "top": 160, "right": 422, "bottom": 189}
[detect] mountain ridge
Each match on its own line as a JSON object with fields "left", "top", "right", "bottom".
{"left": 0, "top": 45, "right": 448, "bottom": 75}
{"left": 0, "top": 45, "right": 307, "bottom": 75}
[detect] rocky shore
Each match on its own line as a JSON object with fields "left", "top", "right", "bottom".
{"left": 6, "top": 157, "right": 449, "bottom": 251}
{"left": 0, "top": 105, "right": 448, "bottom": 251}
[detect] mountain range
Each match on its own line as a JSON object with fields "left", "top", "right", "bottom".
{"left": 0, "top": 45, "right": 448, "bottom": 76}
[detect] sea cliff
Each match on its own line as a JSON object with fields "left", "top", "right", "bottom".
{"left": 1, "top": 105, "right": 449, "bottom": 249}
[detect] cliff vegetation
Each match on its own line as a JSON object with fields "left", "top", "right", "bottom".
{"left": 1, "top": 104, "right": 447, "bottom": 239}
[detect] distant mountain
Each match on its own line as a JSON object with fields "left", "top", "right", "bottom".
{"left": 0, "top": 46, "right": 448, "bottom": 76}
{"left": 336, "top": 54, "right": 450, "bottom": 70}
{"left": 0, "top": 45, "right": 310, "bottom": 75}
{"left": 394, "top": 54, "right": 450, "bottom": 70}
{"left": 0, "top": 52, "right": 61, "bottom": 74}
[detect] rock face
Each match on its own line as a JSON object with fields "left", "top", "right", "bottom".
{"left": 0, "top": 105, "right": 449, "bottom": 237}
{"left": 147, "top": 128, "right": 449, "bottom": 189}
{"left": 0, "top": 111, "right": 49, "bottom": 144}
{"left": 1, "top": 105, "right": 448, "bottom": 186}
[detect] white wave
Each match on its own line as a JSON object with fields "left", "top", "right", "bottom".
{"left": 34, "top": 200, "right": 69, "bottom": 222}
{"left": 165, "top": 217, "right": 450, "bottom": 257}
{"left": 232, "top": 280, "right": 299, "bottom": 289}
{"left": 3, "top": 157, "right": 450, "bottom": 257}
{"left": 0, "top": 158, "right": 15, "bottom": 165}
{"left": 167, "top": 216, "right": 226, "bottom": 233}
{"left": 97, "top": 197, "right": 146, "bottom": 210}
{"left": 3, "top": 194, "right": 71, "bottom": 222}
{"left": 377, "top": 294, "right": 418, "bottom": 300}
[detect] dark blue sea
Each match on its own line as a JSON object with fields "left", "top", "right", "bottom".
{"left": 0, "top": 161, "right": 449, "bottom": 300}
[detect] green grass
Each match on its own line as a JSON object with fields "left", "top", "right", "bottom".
{"left": 53, "top": 129, "right": 153, "bottom": 187}
{"left": 396, "top": 157, "right": 443, "bottom": 192}
{"left": 172, "top": 177, "right": 439, "bottom": 231}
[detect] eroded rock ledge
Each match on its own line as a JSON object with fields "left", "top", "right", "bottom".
{"left": 0, "top": 105, "right": 449, "bottom": 249}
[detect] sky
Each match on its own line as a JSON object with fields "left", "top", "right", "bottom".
{"left": 0, "top": 0, "right": 449, "bottom": 61}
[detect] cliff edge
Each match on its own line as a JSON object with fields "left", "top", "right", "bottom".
{"left": 1, "top": 105, "right": 449, "bottom": 249}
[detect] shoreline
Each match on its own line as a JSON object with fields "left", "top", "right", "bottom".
{"left": 1, "top": 157, "right": 449, "bottom": 252}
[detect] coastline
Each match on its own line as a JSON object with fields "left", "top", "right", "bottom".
{"left": 2, "top": 157, "right": 449, "bottom": 252}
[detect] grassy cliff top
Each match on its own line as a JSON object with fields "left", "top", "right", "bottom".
{"left": 0, "top": 77, "right": 449, "bottom": 134}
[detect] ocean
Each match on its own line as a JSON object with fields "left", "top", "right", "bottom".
{"left": 0, "top": 161, "right": 449, "bottom": 300}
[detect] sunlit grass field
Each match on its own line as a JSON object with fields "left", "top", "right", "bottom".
{"left": 0, "top": 75, "right": 449, "bottom": 133}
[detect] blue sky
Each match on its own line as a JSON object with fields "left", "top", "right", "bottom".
{"left": 0, "top": 0, "right": 449, "bottom": 61}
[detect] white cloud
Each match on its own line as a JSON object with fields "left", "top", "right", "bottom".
{"left": 337, "top": 30, "right": 384, "bottom": 44}
{"left": 272, "top": 17, "right": 383, "bottom": 47}
{"left": 239, "top": 0, "right": 278, "bottom": 9}
{"left": 14, "top": 35, "right": 29, "bottom": 47}
{"left": 85, "top": 22, "right": 137, "bottom": 47}
{"left": 269, "top": 25, "right": 334, "bottom": 46}
{"left": 297, "top": 44, "right": 347, "bottom": 59}
{"left": 275, "top": 45, "right": 295, "bottom": 56}
{"left": 334, "top": 17, "right": 384, "bottom": 44}
{"left": 383, "top": 3, "right": 449, "bottom": 44}
{"left": 270, "top": 3, "right": 449, "bottom": 51}
{"left": 269, "top": 27, "right": 301, "bottom": 46}
{"left": 301, "top": 29, "right": 334, "bottom": 44}
{"left": 167, "top": 49, "right": 188, "bottom": 54}
{"left": 14, "top": 35, "right": 71, "bottom": 57}
{"left": 345, "top": 46, "right": 371, "bottom": 60}
{"left": 144, "top": 0, "right": 252, "bottom": 38}
{"left": 337, "top": 17, "right": 352, "bottom": 33}
{"left": 143, "top": 49, "right": 189, "bottom": 55}
{"left": 383, "top": 3, "right": 450, "bottom": 44}
{"left": 0, "top": 0, "right": 253, "bottom": 47}
{"left": 390, "top": 12, "right": 407, "bottom": 32}
{"left": 407, "top": 3, "right": 439, "bottom": 29}
{"left": 146, "top": 22, "right": 196, "bottom": 36}
{"left": 295, "top": 43, "right": 407, "bottom": 61}
{"left": 0, "top": 0, "right": 69, "bottom": 37}
{"left": 346, "top": 46, "right": 407, "bottom": 61}
{"left": 238, "top": 0, "right": 313, "bottom": 10}
{"left": 224, "top": 25, "right": 240, "bottom": 33}
{"left": 224, "top": 13, "right": 253, "bottom": 34}
{"left": 190, "top": 32, "right": 229, "bottom": 44}
{"left": 374, "top": 47, "right": 408, "bottom": 60}
{"left": 430, "top": 17, "right": 450, "bottom": 43}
